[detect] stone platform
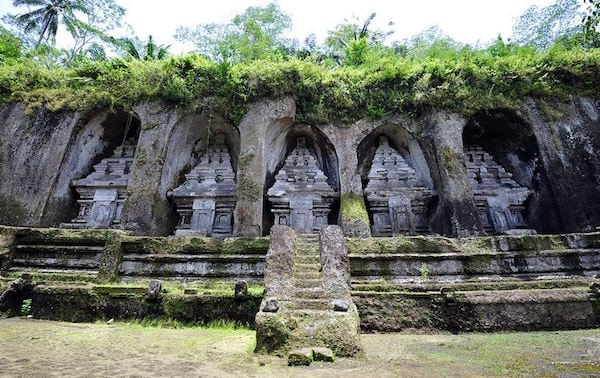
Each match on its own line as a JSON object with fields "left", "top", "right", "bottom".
{"left": 0, "top": 225, "right": 599, "bottom": 335}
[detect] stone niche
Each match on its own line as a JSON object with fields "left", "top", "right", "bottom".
{"left": 364, "top": 136, "right": 436, "bottom": 236}
{"left": 463, "top": 110, "right": 561, "bottom": 234}
{"left": 465, "top": 145, "right": 531, "bottom": 234}
{"left": 62, "top": 139, "right": 136, "bottom": 228}
{"left": 267, "top": 137, "right": 337, "bottom": 234}
{"left": 169, "top": 133, "right": 236, "bottom": 237}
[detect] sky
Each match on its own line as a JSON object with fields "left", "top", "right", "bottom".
{"left": 1, "top": 0, "right": 559, "bottom": 52}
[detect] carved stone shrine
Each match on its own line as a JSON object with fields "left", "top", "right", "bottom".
{"left": 365, "top": 136, "right": 435, "bottom": 236}
{"left": 465, "top": 145, "right": 531, "bottom": 234}
{"left": 170, "top": 133, "right": 236, "bottom": 237}
{"left": 63, "top": 140, "right": 136, "bottom": 229}
{"left": 267, "top": 137, "right": 336, "bottom": 234}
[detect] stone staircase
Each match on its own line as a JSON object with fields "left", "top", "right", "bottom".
{"left": 290, "top": 234, "right": 330, "bottom": 311}
{"left": 255, "top": 226, "right": 362, "bottom": 357}
{"left": 7, "top": 229, "right": 107, "bottom": 279}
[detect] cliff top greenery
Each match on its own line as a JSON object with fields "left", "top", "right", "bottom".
{"left": 2, "top": 0, "right": 600, "bottom": 124}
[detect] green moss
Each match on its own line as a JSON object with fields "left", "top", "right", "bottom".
{"left": 441, "top": 147, "right": 457, "bottom": 175}
{"left": 237, "top": 151, "right": 255, "bottom": 170}
{"left": 237, "top": 176, "right": 261, "bottom": 201}
{"left": 134, "top": 145, "right": 148, "bottom": 167}
{"left": 341, "top": 193, "right": 370, "bottom": 226}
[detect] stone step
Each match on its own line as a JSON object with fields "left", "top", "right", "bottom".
{"left": 294, "top": 255, "right": 320, "bottom": 264}
{"left": 295, "top": 262, "right": 321, "bottom": 271}
{"left": 287, "top": 309, "right": 337, "bottom": 318}
{"left": 14, "top": 244, "right": 104, "bottom": 255}
{"left": 294, "top": 287, "right": 329, "bottom": 299}
{"left": 11, "top": 257, "right": 101, "bottom": 270}
{"left": 351, "top": 277, "right": 598, "bottom": 293}
{"left": 295, "top": 246, "right": 320, "bottom": 255}
{"left": 294, "top": 278, "right": 323, "bottom": 289}
{"left": 291, "top": 298, "right": 331, "bottom": 311}
{"left": 293, "top": 271, "right": 322, "bottom": 280}
{"left": 9, "top": 267, "right": 99, "bottom": 275}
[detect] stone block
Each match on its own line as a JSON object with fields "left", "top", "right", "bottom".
{"left": 287, "top": 348, "right": 313, "bottom": 366}
{"left": 312, "top": 347, "right": 335, "bottom": 362}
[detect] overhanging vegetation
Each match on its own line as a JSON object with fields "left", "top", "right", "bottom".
{"left": 2, "top": 41, "right": 600, "bottom": 124}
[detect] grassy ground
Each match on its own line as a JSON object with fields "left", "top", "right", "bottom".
{"left": 0, "top": 318, "right": 598, "bottom": 377}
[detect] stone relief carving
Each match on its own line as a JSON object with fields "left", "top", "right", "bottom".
{"left": 465, "top": 145, "right": 531, "bottom": 234}
{"left": 62, "top": 140, "right": 136, "bottom": 228}
{"left": 170, "top": 133, "right": 236, "bottom": 236}
{"left": 364, "top": 136, "right": 435, "bottom": 236}
{"left": 267, "top": 137, "right": 337, "bottom": 234}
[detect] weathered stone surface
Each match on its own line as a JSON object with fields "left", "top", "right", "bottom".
{"left": 365, "top": 136, "right": 435, "bottom": 236}
{"left": 62, "top": 141, "right": 136, "bottom": 229}
{"left": 287, "top": 348, "right": 312, "bottom": 366}
{"left": 170, "top": 133, "right": 236, "bottom": 237}
{"left": 119, "top": 101, "right": 183, "bottom": 235}
{"left": 420, "top": 110, "right": 482, "bottom": 236}
{"left": 234, "top": 97, "right": 296, "bottom": 236}
{"left": 147, "top": 280, "right": 161, "bottom": 300}
{"left": 1, "top": 95, "right": 599, "bottom": 237}
{"left": 262, "top": 225, "right": 296, "bottom": 298}
{"left": 235, "top": 280, "right": 248, "bottom": 298}
{"left": 0, "top": 275, "right": 33, "bottom": 313}
{"left": 256, "top": 226, "right": 362, "bottom": 357}
{"left": 267, "top": 137, "right": 336, "bottom": 234}
{"left": 464, "top": 146, "right": 531, "bottom": 234}
{"left": 0, "top": 104, "right": 80, "bottom": 227}
{"left": 312, "top": 347, "right": 335, "bottom": 362}
{"left": 332, "top": 299, "right": 349, "bottom": 312}
{"left": 262, "top": 297, "right": 279, "bottom": 312}
{"left": 320, "top": 226, "right": 351, "bottom": 297}
{"left": 521, "top": 97, "right": 600, "bottom": 233}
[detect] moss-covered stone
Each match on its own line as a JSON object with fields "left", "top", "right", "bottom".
{"left": 341, "top": 193, "right": 371, "bottom": 237}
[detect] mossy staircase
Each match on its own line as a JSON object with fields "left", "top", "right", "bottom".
{"left": 6, "top": 229, "right": 107, "bottom": 280}
{"left": 290, "top": 234, "right": 330, "bottom": 311}
{"left": 255, "top": 225, "right": 362, "bottom": 357}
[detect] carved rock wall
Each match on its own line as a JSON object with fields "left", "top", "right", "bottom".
{"left": 1, "top": 96, "right": 599, "bottom": 236}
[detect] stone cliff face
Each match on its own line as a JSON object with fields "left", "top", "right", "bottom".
{"left": 0, "top": 95, "right": 598, "bottom": 237}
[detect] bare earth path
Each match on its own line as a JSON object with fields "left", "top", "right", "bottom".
{"left": 0, "top": 318, "right": 599, "bottom": 377}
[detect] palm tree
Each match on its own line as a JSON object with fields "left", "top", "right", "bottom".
{"left": 326, "top": 13, "right": 394, "bottom": 51}
{"left": 119, "top": 35, "right": 170, "bottom": 60}
{"left": 12, "top": 0, "right": 87, "bottom": 48}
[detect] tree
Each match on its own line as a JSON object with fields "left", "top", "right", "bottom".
{"left": 511, "top": 0, "right": 584, "bottom": 49}
{"left": 175, "top": 2, "right": 292, "bottom": 62}
{"left": 0, "top": 25, "right": 22, "bottom": 61}
{"left": 583, "top": 0, "right": 600, "bottom": 47}
{"left": 10, "top": 0, "right": 88, "bottom": 48}
{"left": 118, "top": 35, "right": 169, "bottom": 60}
{"left": 65, "top": 0, "right": 126, "bottom": 61}
{"left": 325, "top": 12, "right": 394, "bottom": 65}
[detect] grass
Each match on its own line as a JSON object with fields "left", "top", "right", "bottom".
{"left": 0, "top": 318, "right": 598, "bottom": 376}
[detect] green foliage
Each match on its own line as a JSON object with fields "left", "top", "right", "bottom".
{"left": 175, "top": 2, "right": 291, "bottom": 63}
{"left": 118, "top": 35, "right": 170, "bottom": 61}
{"left": 2, "top": 43, "right": 600, "bottom": 124}
{"left": 20, "top": 298, "right": 32, "bottom": 316}
{"left": 583, "top": 0, "right": 600, "bottom": 47}
{"left": 512, "top": 0, "right": 584, "bottom": 49}
{"left": 10, "top": 0, "right": 89, "bottom": 48}
{"left": 0, "top": 26, "right": 22, "bottom": 61}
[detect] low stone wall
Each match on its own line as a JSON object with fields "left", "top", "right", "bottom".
{"left": 20, "top": 284, "right": 261, "bottom": 326}
{"left": 349, "top": 233, "right": 600, "bottom": 282}
{"left": 2, "top": 283, "right": 598, "bottom": 333}
{"left": 354, "top": 289, "right": 600, "bottom": 332}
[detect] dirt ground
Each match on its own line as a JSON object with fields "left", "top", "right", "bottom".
{"left": 0, "top": 318, "right": 599, "bottom": 377}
